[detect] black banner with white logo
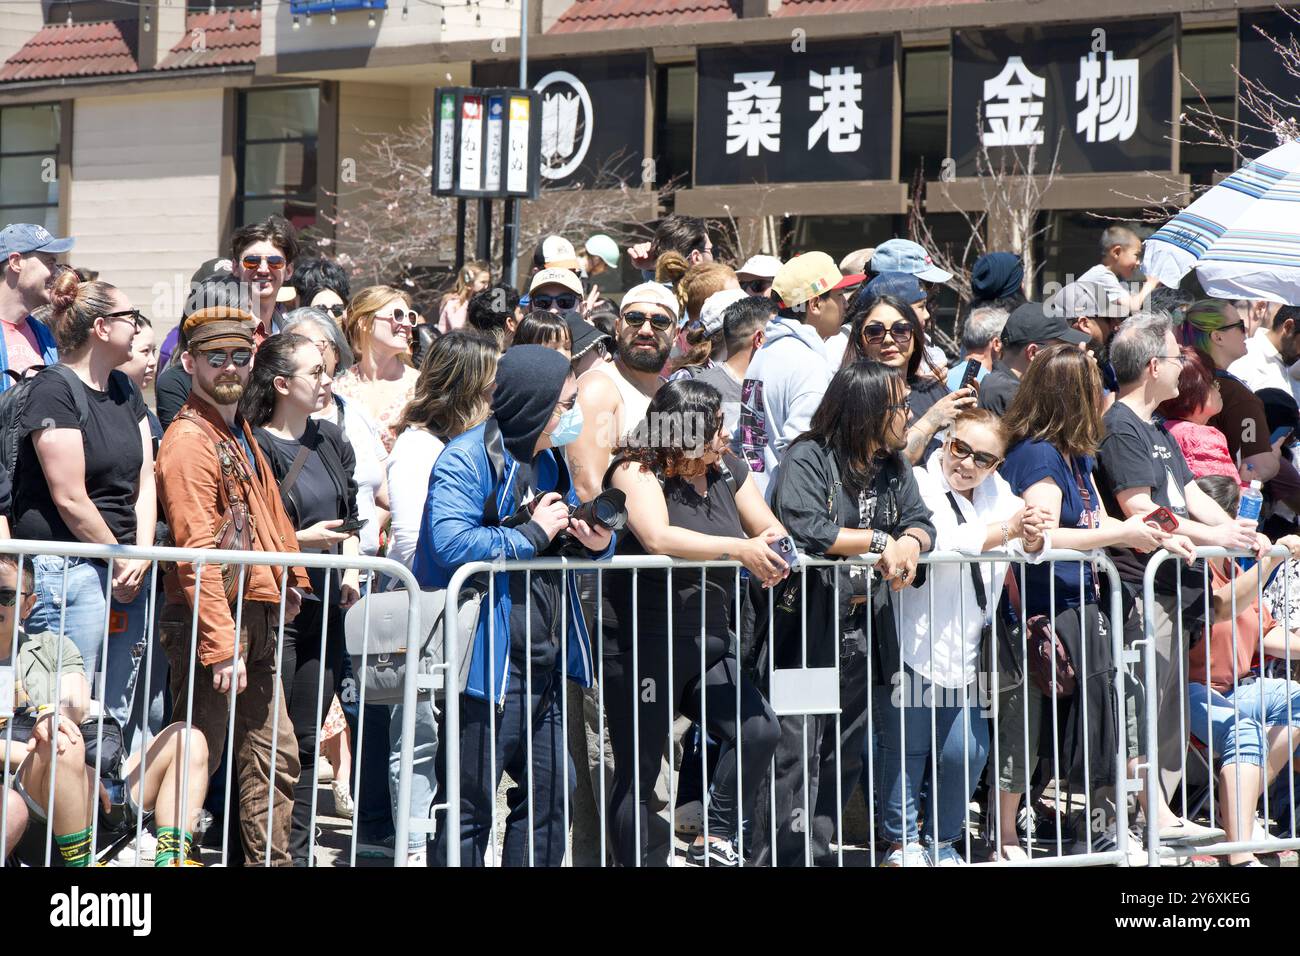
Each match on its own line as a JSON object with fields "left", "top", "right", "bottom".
{"left": 694, "top": 37, "right": 895, "bottom": 185}
{"left": 950, "top": 18, "right": 1175, "bottom": 176}
{"left": 473, "top": 54, "right": 649, "bottom": 189}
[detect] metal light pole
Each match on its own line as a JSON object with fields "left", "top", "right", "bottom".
{"left": 501, "top": 0, "right": 528, "bottom": 288}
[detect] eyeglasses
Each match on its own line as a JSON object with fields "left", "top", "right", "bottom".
{"left": 293, "top": 364, "right": 328, "bottom": 381}
{"left": 0, "top": 587, "right": 17, "bottom": 607}
{"left": 375, "top": 308, "right": 418, "bottom": 326}
{"left": 241, "top": 254, "right": 287, "bottom": 271}
{"left": 861, "top": 321, "right": 915, "bottom": 345}
{"left": 622, "top": 310, "right": 675, "bottom": 332}
{"left": 885, "top": 399, "right": 912, "bottom": 413}
{"left": 1218, "top": 321, "right": 1247, "bottom": 334}
{"left": 1156, "top": 353, "right": 1188, "bottom": 366}
{"left": 740, "top": 279, "right": 770, "bottom": 296}
{"left": 532, "top": 293, "right": 579, "bottom": 312}
{"left": 100, "top": 308, "right": 145, "bottom": 325}
{"left": 200, "top": 347, "right": 253, "bottom": 369}
{"left": 551, "top": 394, "right": 578, "bottom": 419}
{"left": 947, "top": 436, "right": 1002, "bottom": 470}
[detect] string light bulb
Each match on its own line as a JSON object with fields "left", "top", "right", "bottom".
{"left": 143, "top": 8, "right": 151, "bottom": 30}
{"left": 292, "top": 13, "right": 300, "bottom": 28}
{"left": 367, "top": 10, "right": 375, "bottom": 27}
{"left": 305, "top": 9, "right": 312, "bottom": 24}
{"left": 329, "top": 3, "right": 337, "bottom": 24}
{"left": 475, "top": 10, "right": 481, "bottom": 26}
{"left": 65, "top": 4, "right": 73, "bottom": 26}
{"left": 209, "top": 1, "right": 215, "bottom": 13}
{"left": 439, "top": 12, "right": 446, "bottom": 28}
{"left": 401, "top": 2, "right": 408, "bottom": 20}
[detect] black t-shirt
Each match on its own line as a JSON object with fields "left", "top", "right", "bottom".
{"left": 1096, "top": 401, "right": 1198, "bottom": 590}
{"left": 604, "top": 451, "right": 750, "bottom": 655}
{"left": 155, "top": 364, "right": 192, "bottom": 434}
{"left": 257, "top": 427, "right": 345, "bottom": 599}
{"left": 13, "top": 369, "right": 147, "bottom": 544}
{"left": 908, "top": 375, "right": 949, "bottom": 463}
{"left": 976, "top": 361, "right": 1020, "bottom": 416}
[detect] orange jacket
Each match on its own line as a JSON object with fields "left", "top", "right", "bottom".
{"left": 155, "top": 395, "right": 311, "bottom": 666}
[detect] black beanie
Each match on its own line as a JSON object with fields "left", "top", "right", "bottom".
{"left": 493, "top": 345, "right": 571, "bottom": 462}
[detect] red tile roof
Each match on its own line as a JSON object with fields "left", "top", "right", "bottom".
{"left": 0, "top": 20, "right": 137, "bottom": 83}
{"left": 548, "top": 0, "right": 739, "bottom": 34}
{"left": 776, "top": 0, "right": 980, "bottom": 13}
{"left": 158, "top": 9, "right": 260, "bottom": 70}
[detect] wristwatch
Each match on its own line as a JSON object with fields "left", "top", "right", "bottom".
{"left": 869, "top": 529, "right": 888, "bottom": 554}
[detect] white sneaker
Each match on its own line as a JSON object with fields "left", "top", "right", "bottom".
{"left": 332, "top": 780, "right": 355, "bottom": 820}
{"left": 881, "top": 843, "right": 931, "bottom": 868}
{"left": 933, "top": 843, "right": 966, "bottom": 866}
{"left": 406, "top": 848, "right": 428, "bottom": 868}
{"left": 674, "top": 800, "right": 703, "bottom": 836}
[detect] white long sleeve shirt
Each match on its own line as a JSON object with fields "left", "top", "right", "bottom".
{"left": 386, "top": 426, "right": 445, "bottom": 570}
{"left": 1228, "top": 327, "right": 1300, "bottom": 407}
{"left": 896, "top": 452, "right": 1026, "bottom": 688}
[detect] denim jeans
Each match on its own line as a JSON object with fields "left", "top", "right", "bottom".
{"left": 431, "top": 656, "right": 573, "bottom": 867}
{"left": 27, "top": 556, "right": 149, "bottom": 736}
{"left": 389, "top": 699, "right": 439, "bottom": 852}
{"left": 1189, "top": 676, "right": 1300, "bottom": 770}
{"left": 876, "top": 667, "right": 990, "bottom": 847}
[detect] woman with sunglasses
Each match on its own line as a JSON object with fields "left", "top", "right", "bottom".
{"left": 881, "top": 409, "right": 1045, "bottom": 866}
{"left": 843, "top": 292, "right": 975, "bottom": 466}
{"left": 10, "top": 269, "right": 156, "bottom": 742}
{"left": 1180, "top": 299, "right": 1279, "bottom": 484}
{"left": 995, "top": 344, "right": 1174, "bottom": 861}
{"left": 437, "top": 260, "right": 490, "bottom": 334}
{"left": 240, "top": 332, "right": 362, "bottom": 866}
{"left": 336, "top": 285, "right": 421, "bottom": 453}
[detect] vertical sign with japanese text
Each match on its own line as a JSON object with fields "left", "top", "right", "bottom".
{"left": 435, "top": 90, "right": 456, "bottom": 193}
{"left": 506, "top": 94, "right": 533, "bottom": 195}
{"left": 458, "top": 93, "right": 484, "bottom": 193}
{"left": 694, "top": 37, "right": 896, "bottom": 185}
{"left": 484, "top": 94, "right": 504, "bottom": 193}
{"left": 950, "top": 18, "right": 1175, "bottom": 176}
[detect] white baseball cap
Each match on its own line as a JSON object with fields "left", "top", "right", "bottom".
{"left": 528, "top": 267, "right": 584, "bottom": 298}
{"left": 620, "top": 282, "right": 680, "bottom": 321}
{"left": 737, "top": 254, "right": 783, "bottom": 280}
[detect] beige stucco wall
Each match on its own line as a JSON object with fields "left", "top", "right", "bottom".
{"left": 67, "top": 89, "right": 225, "bottom": 344}
{"left": 0, "top": 0, "right": 44, "bottom": 70}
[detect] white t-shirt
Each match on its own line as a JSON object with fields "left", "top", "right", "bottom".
{"left": 386, "top": 426, "right": 445, "bottom": 570}
{"left": 315, "top": 397, "right": 387, "bottom": 556}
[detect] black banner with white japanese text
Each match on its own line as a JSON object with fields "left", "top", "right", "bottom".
{"left": 950, "top": 19, "right": 1175, "bottom": 176}
{"left": 473, "top": 55, "right": 649, "bottom": 189}
{"left": 694, "top": 37, "right": 896, "bottom": 186}
{"left": 1239, "top": 10, "right": 1298, "bottom": 153}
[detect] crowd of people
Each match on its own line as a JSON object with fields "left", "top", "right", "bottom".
{"left": 1, "top": 211, "right": 1300, "bottom": 869}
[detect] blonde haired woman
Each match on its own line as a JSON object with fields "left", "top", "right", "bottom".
{"left": 438, "top": 260, "right": 490, "bottom": 333}
{"left": 334, "top": 285, "right": 420, "bottom": 452}
{"left": 656, "top": 254, "right": 739, "bottom": 376}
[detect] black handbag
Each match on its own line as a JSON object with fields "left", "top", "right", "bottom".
{"left": 5, "top": 709, "right": 127, "bottom": 779}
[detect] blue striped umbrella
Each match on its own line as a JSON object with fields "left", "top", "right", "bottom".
{"left": 1144, "top": 139, "right": 1300, "bottom": 305}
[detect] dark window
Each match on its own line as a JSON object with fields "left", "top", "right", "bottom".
{"left": 654, "top": 64, "right": 695, "bottom": 190}
{"left": 236, "top": 86, "right": 320, "bottom": 230}
{"left": 900, "top": 47, "right": 949, "bottom": 188}
{"left": 1041, "top": 208, "right": 1141, "bottom": 292}
{"left": 1179, "top": 29, "right": 1236, "bottom": 186}
{"left": 0, "top": 104, "right": 60, "bottom": 233}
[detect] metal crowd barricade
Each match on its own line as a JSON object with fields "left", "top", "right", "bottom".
{"left": 0, "top": 539, "right": 432, "bottom": 868}
{"left": 422, "top": 547, "right": 1139, "bottom": 867}
{"left": 1143, "top": 546, "right": 1300, "bottom": 868}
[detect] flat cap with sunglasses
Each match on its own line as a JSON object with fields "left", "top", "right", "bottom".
{"left": 183, "top": 305, "right": 257, "bottom": 352}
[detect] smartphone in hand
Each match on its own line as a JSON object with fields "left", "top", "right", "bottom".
{"left": 767, "top": 534, "right": 800, "bottom": 571}
{"left": 959, "top": 358, "right": 982, "bottom": 391}
{"left": 1143, "top": 507, "right": 1179, "bottom": 533}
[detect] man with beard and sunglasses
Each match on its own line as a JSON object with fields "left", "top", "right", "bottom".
{"left": 568, "top": 282, "right": 679, "bottom": 501}
{"left": 155, "top": 307, "right": 311, "bottom": 865}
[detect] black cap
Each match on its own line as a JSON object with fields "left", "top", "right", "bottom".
{"left": 563, "top": 311, "right": 611, "bottom": 359}
{"left": 1000, "top": 301, "right": 1091, "bottom": 348}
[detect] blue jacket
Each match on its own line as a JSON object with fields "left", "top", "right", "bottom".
{"left": 0, "top": 314, "right": 57, "bottom": 393}
{"left": 412, "top": 420, "right": 613, "bottom": 704}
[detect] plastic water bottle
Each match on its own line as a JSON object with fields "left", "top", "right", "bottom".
{"left": 1238, "top": 479, "right": 1264, "bottom": 525}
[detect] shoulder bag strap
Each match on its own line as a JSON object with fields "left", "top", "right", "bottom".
{"left": 278, "top": 443, "right": 312, "bottom": 500}
{"left": 945, "top": 491, "right": 988, "bottom": 614}
{"left": 1069, "top": 455, "right": 1102, "bottom": 604}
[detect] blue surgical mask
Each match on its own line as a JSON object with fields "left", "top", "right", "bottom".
{"left": 548, "top": 403, "right": 584, "bottom": 447}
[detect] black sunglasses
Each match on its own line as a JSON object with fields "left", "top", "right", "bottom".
{"left": 862, "top": 321, "right": 915, "bottom": 345}
{"left": 0, "top": 587, "right": 18, "bottom": 607}
{"left": 948, "top": 436, "right": 1002, "bottom": 470}
{"left": 622, "top": 310, "right": 676, "bottom": 332}
{"left": 532, "top": 293, "right": 579, "bottom": 312}
{"left": 740, "top": 278, "right": 770, "bottom": 295}
{"left": 201, "top": 347, "right": 253, "bottom": 369}
{"left": 100, "top": 308, "right": 145, "bottom": 325}
{"left": 321, "top": 303, "right": 345, "bottom": 318}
